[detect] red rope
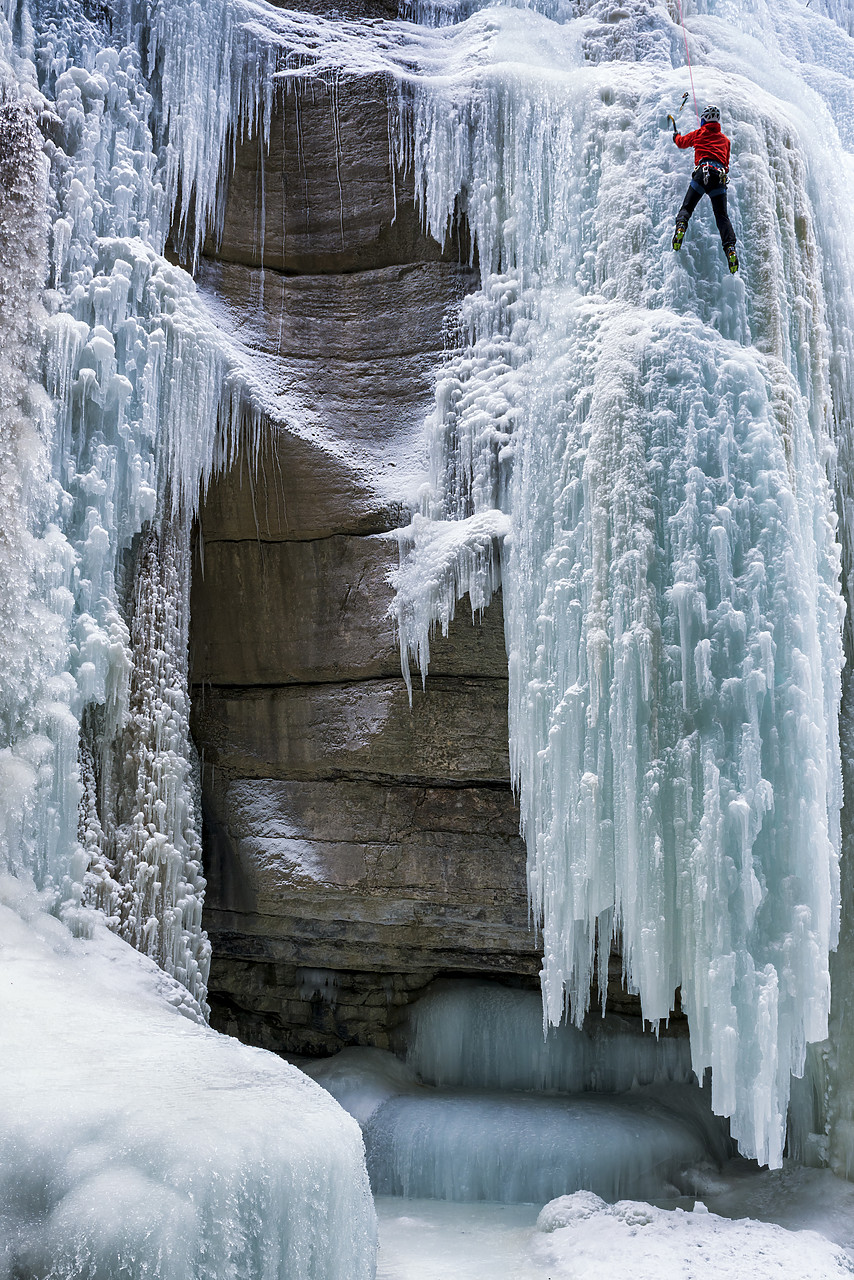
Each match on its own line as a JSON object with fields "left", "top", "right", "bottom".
{"left": 674, "top": 0, "right": 700, "bottom": 125}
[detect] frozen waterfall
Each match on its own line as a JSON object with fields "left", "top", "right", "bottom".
{"left": 0, "top": 0, "right": 383, "bottom": 1273}
{"left": 3, "top": 0, "right": 854, "bottom": 1268}
{"left": 305, "top": 985, "right": 734, "bottom": 1205}
{"left": 392, "top": 0, "right": 854, "bottom": 1171}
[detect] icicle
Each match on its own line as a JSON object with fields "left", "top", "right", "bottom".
{"left": 391, "top": 0, "right": 853, "bottom": 1169}
{"left": 111, "top": 522, "right": 210, "bottom": 1010}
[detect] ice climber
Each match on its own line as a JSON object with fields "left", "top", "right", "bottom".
{"left": 668, "top": 104, "right": 739, "bottom": 274}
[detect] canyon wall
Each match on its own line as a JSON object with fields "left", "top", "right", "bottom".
{"left": 189, "top": 67, "right": 545, "bottom": 1055}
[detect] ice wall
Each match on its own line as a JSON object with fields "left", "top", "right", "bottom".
{"left": 365, "top": 1084, "right": 729, "bottom": 1202}
{"left": 0, "top": 21, "right": 79, "bottom": 905}
{"left": 0, "top": 5, "right": 383, "bottom": 1273}
{"left": 402, "top": 980, "right": 694, "bottom": 1092}
{"left": 2, "top": 0, "right": 281, "bottom": 1003}
{"left": 391, "top": 0, "right": 854, "bottom": 1169}
{"left": 306, "top": 1042, "right": 732, "bottom": 1204}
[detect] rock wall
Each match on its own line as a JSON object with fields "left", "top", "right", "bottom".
{"left": 189, "top": 67, "right": 543, "bottom": 1055}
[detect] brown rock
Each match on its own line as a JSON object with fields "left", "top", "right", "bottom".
{"left": 210, "top": 72, "right": 465, "bottom": 275}
{"left": 189, "top": 55, "right": 544, "bottom": 1060}
{"left": 195, "top": 258, "right": 475, "bottom": 541}
{"left": 191, "top": 677, "right": 510, "bottom": 783}
{"left": 203, "top": 776, "right": 539, "bottom": 1004}
{"left": 190, "top": 534, "right": 508, "bottom": 685}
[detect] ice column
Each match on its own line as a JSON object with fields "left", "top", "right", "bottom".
{"left": 393, "top": 0, "right": 850, "bottom": 1167}
{"left": 108, "top": 523, "right": 210, "bottom": 1005}
{"left": 9, "top": 0, "right": 280, "bottom": 1000}
{"left": 0, "top": 43, "right": 79, "bottom": 897}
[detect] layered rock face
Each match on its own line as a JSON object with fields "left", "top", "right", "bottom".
{"left": 189, "top": 68, "right": 543, "bottom": 1055}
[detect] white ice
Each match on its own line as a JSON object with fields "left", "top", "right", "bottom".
{"left": 0, "top": 876, "right": 377, "bottom": 1280}
{"left": 375, "top": 1186, "right": 854, "bottom": 1280}
{"left": 390, "top": 0, "right": 854, "bottom": 1171}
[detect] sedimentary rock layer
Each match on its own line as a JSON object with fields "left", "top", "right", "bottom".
{"left": 190, "top": 70, "right": 539, "bottom": 1054}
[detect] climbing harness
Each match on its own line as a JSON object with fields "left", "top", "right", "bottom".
{"left": 674, "top": 0, "right": 700, "bottom": 124}
{"left": 690, "top": 161, "right": 728, "bottom": 197}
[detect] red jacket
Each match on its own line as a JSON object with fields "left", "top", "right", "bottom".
{"left": 674, "top": 120, "right": 731, "bottom": 170}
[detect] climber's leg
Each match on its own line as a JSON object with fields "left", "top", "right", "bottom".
{"left": 710, "top": 190, "right": 736, "bottom": 251}
{"left": 673, "top": 183, "right": 702, "bottom": 249}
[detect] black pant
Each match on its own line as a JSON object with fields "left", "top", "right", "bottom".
{"left": 677, "top": 167, "right": 736, "bottom": 249}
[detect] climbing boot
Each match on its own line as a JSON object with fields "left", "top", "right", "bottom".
{"left": 726, "top": 245, "right": 739, "bottom": 274}
{"left": 672, "top": 221, "right": 687, "bottom": 251}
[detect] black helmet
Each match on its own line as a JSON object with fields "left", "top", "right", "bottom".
{"left": 701, "top": 105, "right": 721, "bottom": 123}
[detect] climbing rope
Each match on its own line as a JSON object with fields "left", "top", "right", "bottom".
{"left": 674, "top": 0, "right": 700, "bottom": 124}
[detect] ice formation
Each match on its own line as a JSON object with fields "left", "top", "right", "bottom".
{"left": 0, "top": 11, "right": 78, "bottom": 909}
{"left": 366, "top": 1086, "right": 729, "bottom": 1203}
{"left": 401, "top": 979, "right": 693, "bottom": 1092}
{"left": 391, "top": 0, "right": 854, "bottom": 1170}
{"left": 307, "top": 1043, "right": 732, "bottom": 1204}
{"left": 0, "top": 879, "right": 377, "bottom": 1279}
{"left": 375, "top": 1191, "right": 854, "bottom": 1280}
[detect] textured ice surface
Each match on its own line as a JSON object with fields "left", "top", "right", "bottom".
{"left": 391, "top": 0, "right": 854, "bottom": 1168}
{"left": 0, "top": 30, "right": 78, "bottom": 904}
{"left": 402, "top": 980, "right": 693, "bottom": 1092}
{"left": 365, "top": 1085, "right": 730, "bottom": 1203}
{"left": 0, "top": 878, "right": 377, "bottom": 1280}
{"left": 309, "top": 1044, "right": 730, "bottom": 1204}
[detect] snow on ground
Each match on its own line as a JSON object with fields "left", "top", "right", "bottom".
{"left": 0, "top": 877, "right": 376, "bottom": 1280}
{"left": 376, "top": 1184, "right": 854, "bottom": 1280}
{"left": 533, "top": 1192, "right": 854, "bottom": 1280}
{"left": 376, "top": 1199, "right": 543, "bottom": 1280}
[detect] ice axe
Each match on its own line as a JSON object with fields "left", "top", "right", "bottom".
{"left": 667, "top": 92, "right": 690, "bottom": 134}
